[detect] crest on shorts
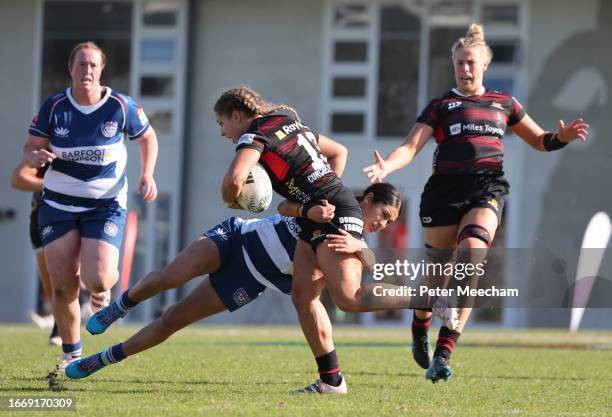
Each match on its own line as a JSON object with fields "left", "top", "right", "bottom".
{"left": 104, "top": 221, "right": 118, "bottom": 237}
{"left": 232, "top": 288, "right": 251, "bottom": 307}
{"left": 101, "top": 121, "right": 119, "bottom": 138}
{"left": 41, "top": 225, "right": 53, "bottom": 237}
{"left": 215, "top": 227, "right": 228, "bottom": 240}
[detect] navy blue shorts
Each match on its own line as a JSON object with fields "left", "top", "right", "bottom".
{"left": 204, "top": 217, "right": 271, "bottom": 312}
{"left": 38, "top": 201, "right": 126, "bottom": 249}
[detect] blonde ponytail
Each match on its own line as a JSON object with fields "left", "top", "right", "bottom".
{"left": 451, "top": 23, "right": 492, "bottom": 63}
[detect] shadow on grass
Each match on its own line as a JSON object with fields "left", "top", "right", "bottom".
{"left": 349, "top": 370, "right": 612, "bottom": 382}
{"left": 212, "top": 340, "right": 612, "bottom": 351}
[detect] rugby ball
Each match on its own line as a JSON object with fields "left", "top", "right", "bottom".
{"left": 236, "top": 164, "right": 273, "bottom": 213}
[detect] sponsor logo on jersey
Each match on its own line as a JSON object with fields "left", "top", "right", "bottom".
{"left": 422, "top": 217, "right": 432, "bottom": 224}
{"left": 41, "top": 225, "right": 53, "bottom": 237}
{"left": 461, "top": 123, "right": 504, "bottom": 136}
{"left": 215, "top": 227, "right": 228, "bottom": 240}
{"left": 449, "top": 123, "right": 461, "bottom": 135}
{"left": 448, "top": 101, "right": 462, "bottom": 110}
{"left": 490, "top": 102, "right": 504, "bottom": 110}
{"left": 136, "top": 105, "right": 148, "bottom": 125}
{"left": 54, "top": 126, "right": 70, "bottom": 138}
{"left": 101, "top": 121, "right": 119, "bottom": 138}
{"left": 284, "top": 178, "right": 311, "bottom": 203}
{"left": 274, "top": 130, "right": 287, "bottom": 140}
{"left": 104, "top": 221, "right": 118, "bottom": 237}
{"left": 339, "top": 216, "right": 364, "bottom": 234}
{"left": 285, "top": 218, "right": 301, "bottom": 239}
{"left": 60, "top": 148, "right": 110, "bottom": 163}
{"left": 232, "top": 288, "right": 251, "bottom": 307}
{"left": 281, "top": 121, "right": 303, "bottom": 135}
{"left": 238, "top": 133, "right": 256, "bottom": 146}
{"left": 306, "top": 165, "right": 332, "bottom": 183}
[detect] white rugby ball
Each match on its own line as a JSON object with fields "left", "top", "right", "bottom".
{"left": 236, "top": 164, "right": 273, "bottom": 213}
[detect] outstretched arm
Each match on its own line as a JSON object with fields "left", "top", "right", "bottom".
{"left": 363, "top": 122, "right": 432, "bottom": 183}
{"left": 325, "top": 229, "right": 376, "bottom": 272}
{"left": 511, "top": 114, "right": 589, "bottom": 151}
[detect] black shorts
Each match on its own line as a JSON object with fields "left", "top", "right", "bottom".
{"left": 419, "top": 174, "right": 509, "bottom": 227}
{"left": 30, "top": 207, "right": 43, "bottom": 250}
{"left": 297, "top": 185, "right": 363, "bottom": 250}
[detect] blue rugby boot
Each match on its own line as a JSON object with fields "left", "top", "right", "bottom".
{"left": 425, "top": 356, "right": 452, "bottom": 383}
{"left": 86, "top": 303, "right": 126, "bottom": 335}
{"left": 65, "top": 353, "right": 106, "bottom": 379}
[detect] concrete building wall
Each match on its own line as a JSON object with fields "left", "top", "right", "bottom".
{"left": 0, "top": 1, "right": 40, "bottom": 321}
{"left": 522, "top": 0, "right": 612, "bottom": 327}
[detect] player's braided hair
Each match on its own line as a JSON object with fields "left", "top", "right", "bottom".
{"left": 68, "top": 41, "right": 106, "bottom": 69}
{"left": 451, "top": 23, "right": 492, "bottom": 64}
{"left": 214, "top": 86, "right": 302, "bottom": 123}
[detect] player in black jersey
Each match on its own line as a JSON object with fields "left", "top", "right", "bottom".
{"left": 364, "top": 24, "right": 589, "bottom": 383}
{"left": 11, "top": 163, "right": 61, "bottom": 346}
{"left": 215, "top": 86, "right": 403, "bottom": 393}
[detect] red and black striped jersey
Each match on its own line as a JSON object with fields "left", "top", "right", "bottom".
{"left": 417, "top": 89, "right": 525, "bottom": 175}
{"left": 236, "top": 115, "right": 341, "bottom": 203}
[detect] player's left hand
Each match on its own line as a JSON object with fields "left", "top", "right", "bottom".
{"left": 557, "top": 118, "right": 589, "bottom": 143}
{"left": 325, "top": 228, "right": 364, "bottom": 254}
{"left": 138, "top": 175, "right": 158, "bottom": 202}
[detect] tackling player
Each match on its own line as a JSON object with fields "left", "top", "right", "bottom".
{"left": 64, "top": 184, "right": 401, "bottom": 388}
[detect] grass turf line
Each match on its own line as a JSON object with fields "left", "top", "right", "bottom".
{"left": 0, "top": 325, "right": 611, "bottom": 417}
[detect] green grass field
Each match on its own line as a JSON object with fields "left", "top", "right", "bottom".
{"left": 1, "top": 325, "right": 611, "bottom": 417}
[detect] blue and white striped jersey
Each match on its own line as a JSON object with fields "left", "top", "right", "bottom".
{"left": 239, "top": 214, "right": 301, "bottom": 294}
{"left": 29, "top": 87, "right": 150, "bottom": 212}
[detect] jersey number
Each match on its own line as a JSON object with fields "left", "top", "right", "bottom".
{"left": 297, "top": 132, "right": 327, "bottom": 170}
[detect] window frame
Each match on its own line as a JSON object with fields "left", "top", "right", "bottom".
{"left": 321, "top": 0, "right": 528, "bottom": 142}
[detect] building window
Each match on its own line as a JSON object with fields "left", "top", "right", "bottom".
{"left": 41, "top": 1, "right": 132, "bottom": 98}
{"left": 376, "top": 5, "right": 421, "bottom": 137}
{"left": 142, "top": 1, "right": 178, "bottom": 26}
{"left": 322, "top": 0, "right": 525, "bottom": 140}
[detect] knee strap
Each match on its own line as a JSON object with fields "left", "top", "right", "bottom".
{"left": 457, "top": 224, "right": 491, "bottom": 247}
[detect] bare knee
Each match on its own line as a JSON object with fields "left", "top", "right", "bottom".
{"left": 53, "top": 285, "right": 78, "bottom": 302}
{"left": 81, "top": 268, "right": 118, "bottom": 293}
{"left": 334, "top": 296, "right": 363, "bottom": 313}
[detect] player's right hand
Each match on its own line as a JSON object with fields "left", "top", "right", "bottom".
{"left": 362, "top": 150, "right": 387, "bottom": 183}
{"left": 29, "top": 149, "right": 56, "bottom": 168}
{"left": 308, "top": 200, "right": 335, "bottom": 223}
